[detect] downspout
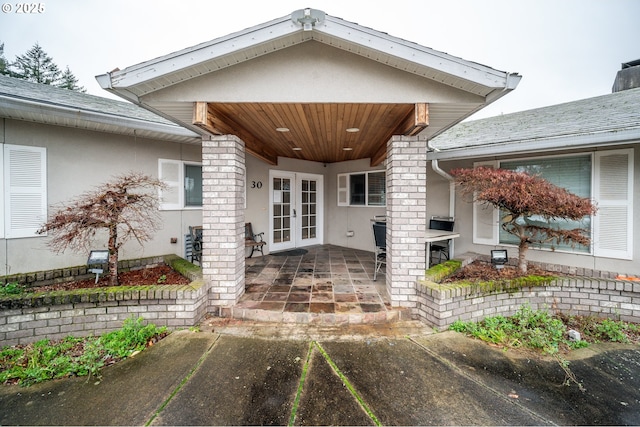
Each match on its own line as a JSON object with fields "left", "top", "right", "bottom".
{"left": 427, "top": 141, "right": 455, "bottom": 219}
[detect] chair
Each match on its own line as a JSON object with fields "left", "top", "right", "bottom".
{"left": 372, "top": 221, "right": 387, "bottom": 281}
{"left": 429, "top": 217, "right": 454, "bottom": 265}
{"left": 188, "top": 226, "right": 203, "bottom": 264}
{"left": 245, "top": 223, "right": 266, "bottom": 258}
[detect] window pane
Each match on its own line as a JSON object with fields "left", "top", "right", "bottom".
{"left": 499, "top": 155, "right": 591, "bottom": 252}
{"left": 367, "top": 172, "right": 385, "bottom": 206}
{"left": 185, "top": 164, "right": 203, "bottom": 207}
{"left": 350, "top": 174, "right": 366, "bottom": 205}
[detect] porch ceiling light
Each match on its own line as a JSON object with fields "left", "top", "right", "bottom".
{"left": 343, "top": 147, "right": 353, "bottom": 151}
{"left": 276, "top": 127, "right": 290, "bottom": 132}
{"left": 292, "top": 147, "right": 302, "bottom": 151}
{"left": 346, "top": 127, "right": 360, "bottom": 133}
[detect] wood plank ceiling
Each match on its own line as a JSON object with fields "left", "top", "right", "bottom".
{"left": 193, "top": 102, "right": 428, "bottom": 166}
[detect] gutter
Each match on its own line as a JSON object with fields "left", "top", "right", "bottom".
{"left": 427, "top": 140, "right": 455, "bottom": 219}
{"left": 428, "top": 127, "right": 640, "bottom": 161}
{"left": 0, "top": 95, "right": 200, "bottom": 141}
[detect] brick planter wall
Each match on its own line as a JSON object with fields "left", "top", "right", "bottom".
{"left": 0, "top": 280, "right": 208, "bottom": 346}
{"left": 416, "top": 276, "right": 640, "bottom": 328}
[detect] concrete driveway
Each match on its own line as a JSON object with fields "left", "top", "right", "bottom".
{"left": 1, "top": 320, "right": 638, "bottom": 425}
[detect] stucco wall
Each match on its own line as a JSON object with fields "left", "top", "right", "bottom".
{"left": 429, "top": 145, "right": 639, "bottom": 275}
{"left": 245, "top": 156, "right": 385, "bottom": 253}
{"left": 0, "top": 119, "right": 202, "bottom": 275}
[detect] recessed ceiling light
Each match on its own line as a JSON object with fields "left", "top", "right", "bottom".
{"left": 292, "top": 147, "right": 302, "bottom": 151}
{"left": 276, "top": 127, "right": 290, "bottom": 132}
{"left": 343, "top": 147, "right": 353, "bottom": 151}
{"left": 346, "top": 127, "right": 360, "bottom": 133}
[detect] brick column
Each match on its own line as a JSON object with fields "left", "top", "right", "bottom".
{"left": 386, "top": 135, "right": 428, "bottom": 310}
{"left": 201, "top": 135, "right": 246, "bottom": 314}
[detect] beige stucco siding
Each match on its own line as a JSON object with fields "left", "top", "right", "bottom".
{"left": 143, "top": 41, "right": 484, "bottom": 104}
{"left": 0, "top": 119, "right": 202, "bottom": 275}
{"left": 431, "top": 145, "right": 639, "bottom": 274}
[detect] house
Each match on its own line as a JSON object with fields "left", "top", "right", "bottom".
{"left": 95, "top": 8, "right": 520, "bottom": 314}
{"left": 427, "top": 78, "right": 639, "bottom": 276}
{"left": 0, "top": 74, "right": 202, "bottom": 276}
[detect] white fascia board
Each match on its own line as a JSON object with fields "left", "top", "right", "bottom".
{"left": 317, "top": 15, "right": 517, "bottom": 90}
{"left": 102, "top": 17, "right": 300, "bottom": 91}
{"left": 0, "top": 96, "right": 200, "bottom": 140}
{"left": 428, "top": 127, "right": 640, "bottom": 161}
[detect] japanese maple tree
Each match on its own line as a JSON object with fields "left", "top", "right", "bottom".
{"left": 38, "top": 172, "right": 166, "bottom": 286}
{"left": 451, "top": 167, "right": 597, "bottom": 273}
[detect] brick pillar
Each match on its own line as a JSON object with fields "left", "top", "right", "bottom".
{"left": 386, "top": 135, "right": 428, "bottom": 309}
{"left": 201, "top": 135, "right": 246, "bottom": 313}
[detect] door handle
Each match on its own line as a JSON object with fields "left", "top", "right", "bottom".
{"left": 293, "top": 209, "right": 297, "bottom": 218}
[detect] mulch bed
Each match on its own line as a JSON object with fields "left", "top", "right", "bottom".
{"left": 442, "top": 260, "right": 555, "bottom": 283}
{"left": 30, "top": 265, "right": 191, "bottom": 293}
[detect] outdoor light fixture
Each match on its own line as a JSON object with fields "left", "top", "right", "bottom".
{"left": 491, "top": 249, "right": 508, "bottom": 269}
{"left": 346, "top": 127, "right": 360, "bottom": 133}
{"left": 87, "top": 250, "right": 109, "bottom": 283}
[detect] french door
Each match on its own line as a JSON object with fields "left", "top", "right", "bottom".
{"left": 268, "top": 171, "right": 323, "bottom": 252}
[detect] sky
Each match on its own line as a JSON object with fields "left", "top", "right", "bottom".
{"left": 1, "top": 0, "right": 639, "bottom": 120}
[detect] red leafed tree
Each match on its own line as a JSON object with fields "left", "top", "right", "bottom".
{"left": 38, "top": 172, "right": 166, "bottom": 286}
{"left": 450, "top": 167, "right": 597, "bottom": 273}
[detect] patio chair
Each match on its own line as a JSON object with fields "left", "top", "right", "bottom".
{"left": 188, "top": 226, "right": 203, "bottom": 264}
{"left": 429, "top": 217, "right": 454, "bottom": 265}
{"left": 372, "top": 220, "right": 386, "bottom": 281}
{"left": 245, "top": 223, "right": 266, "bottom": 258}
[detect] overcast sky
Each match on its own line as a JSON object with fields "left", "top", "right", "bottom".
{"left": 1, "top": 0, "right": 638, "bottom": 119}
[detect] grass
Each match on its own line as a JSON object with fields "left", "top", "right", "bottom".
{"left": 449, "top": 305, "right": 640, "bottom": 390}
{"left": 0, "top": 282, "right": 25, "bottom": 297}
{"left": 0, "top": 317, "right": 168, "bottom": 386}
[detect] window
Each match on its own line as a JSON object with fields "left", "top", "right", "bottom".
{"left": 158, "top": 159, "right": 202, "bottom": 210}
{"left": 471, "top": 149, "right": 633, "bottom": 259}
{"left": 2, "top": 144, "right": 48, "bottom": 239}
{"left": 500, "top": 155, "right": 592, "bottom": 253}
{"left": 337, "top": 171, "right": 386, "bottom": 207}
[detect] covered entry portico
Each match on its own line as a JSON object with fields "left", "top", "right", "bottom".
{"left": 97, "top": 8, "right": 520, "bottom": 319}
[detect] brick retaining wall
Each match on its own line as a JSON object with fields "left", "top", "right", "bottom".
{"left": 416, "top": 276, "right": 640, "bottom": 328}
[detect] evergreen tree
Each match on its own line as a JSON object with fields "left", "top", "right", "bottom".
{"left": 58, "top": 65, "right": 86, "bottom": 92}
{"left": 0, "top": 42, "right": 10, "bottom": 76}
{"left": 11, "top": 42, "right": 61, "bottom": 85}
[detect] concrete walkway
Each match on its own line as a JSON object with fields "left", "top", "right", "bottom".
{"left": 1, "top": 320, "right": 639, "bottom": 426}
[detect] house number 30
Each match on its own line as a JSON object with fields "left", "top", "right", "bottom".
{"left": 251, "top": 181, "right": 263, "bottom": 189}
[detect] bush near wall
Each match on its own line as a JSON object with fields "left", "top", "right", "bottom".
{"left": 416, "top": 256, "right": 640, "bottom": 328}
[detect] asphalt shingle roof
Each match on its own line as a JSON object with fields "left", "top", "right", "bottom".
{"left": 431, "top": 87, "right": 640, "bottom": 151}
{"left": 0, "top": 74, "right": 176, "bottom": 126}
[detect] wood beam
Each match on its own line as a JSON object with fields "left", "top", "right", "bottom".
{"left": 398, "top": 103, "right": 429, "bottom": 136}
{"left": 192, "top": 102, "right": 225, "bottom": 135}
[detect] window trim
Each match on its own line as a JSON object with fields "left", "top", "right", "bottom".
{"left": 158, "top": 159, "right": 202, "bottom": 211}
{"left": 337, "top": 170, "right": 386, "bottom": 207}
{"left": 471, "top": 149, "right": 633, "bottom": 260}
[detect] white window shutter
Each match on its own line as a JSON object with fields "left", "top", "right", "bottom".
{"left": 158, "top": 159, "right": 182, "bottom": 210}
{"left": 593, "top": 149, "right": 633, "bottom": 259}
{"left": 5, "top": 144, "right": 47, "bottom": 239}
{"left": 337, "top": 173, "right": 348, "bottom": 206}
{"left": 0, "top": 147, "right": 4, "bottom": 239}
{"left": 472, "top": 161, "right": 498, "bottom": 245}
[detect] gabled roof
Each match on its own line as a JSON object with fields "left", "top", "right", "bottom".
{"left": 0, "top": 75, "right": 200, "bottom": 144}
{"left": 100, "top": 10, "right": 518, "bottom": 100}
{"left": 97, "top": 8, "right": 521, "bottom": 165}
{"left": 429, "top": 87, "right": 640, "bottom": 160}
